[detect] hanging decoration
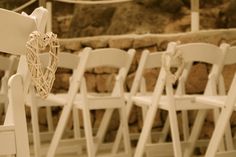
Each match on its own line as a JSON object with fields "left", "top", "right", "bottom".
{"left": 26, "top": 31, "right": 59, "bottom": 99}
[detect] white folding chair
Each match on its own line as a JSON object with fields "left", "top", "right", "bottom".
{"left": 26, "top": 52, "right": 80, "bottom": 157}
{"left": 0, "top": 7, "right": 48, "bottom": 157}
{"left": 0, "top": 55, "right": 18, "bottom": 120}
{"left": 113, "top": 49, "right": 178, "bottom": 155}
{"left": 189, "top": 45, "right": 236, "bottom": 157}
{"left": 132, "top": 42, "right": 227, "bottom": 157}
{"left": 46, "top": 47, "right": 135, "bottom": 157}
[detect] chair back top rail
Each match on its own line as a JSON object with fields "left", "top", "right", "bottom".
{"left": 177, "top": 43, "right": 224, "bottom": 64}
{"left": 0, "top": 7, "right": 47, "bottom": 55}
{"left": 39, "top": 52, "right": 80, "bottom": 69}
{"left": 85, "top": 48, "right": 134, "bottom": 69}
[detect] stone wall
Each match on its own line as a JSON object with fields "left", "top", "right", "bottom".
{"left": 37, "top": 29, "right": 236, "bottom": 142}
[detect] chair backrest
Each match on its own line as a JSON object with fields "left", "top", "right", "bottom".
{"left": 40, "top": 52, "right": 80, "bottom": 70}
{"left": 177, "top": 43, "right": 223, "bottom": 64}
{"left": 85, "top": 48, "right": 135, "bottom": 69}
{"left": 79, "top": 47, "right": 135, "bottom": 94}
{"left": 129, "top": 50, "right": 164, "bottom": 97}
{"left": 0, "top": 7, "right": 47, "bottom": 55}
{"left": 0, "top": 7, "right": 48, "bottom": 157}
{"left": 174, "top": 42, "right": 226, "bottom": 95}
{"left": 142, "top": 42, "right": 226, "bottom": 104}
{"left": 38, "top": 52, "right": 80, "bottom": 93}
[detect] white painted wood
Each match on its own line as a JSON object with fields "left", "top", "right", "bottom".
{"left": 185, "top": 45, "right": 236, "bottom": 157}
{"left": 129, "top": 42, "right": 228, "bottom": 157}
{"left": 204, "top": 73, "right": 236, "bottom": 157}
{"left": 27, "top": 52, "right": 80, "bottom": 157}
{"left": 46, "top": 48, "right": 135, "bottom": 157}
{"left": 190, "top": 46, "right": 236, "bottom": 157}
{"left": 0, "top": 7, "right": 48, "bottom": 157}
{"left": 0, "top": 7, "right": 47, "bottom": 55}
{"left": 8, "top": 74, "right": 31, "bottom": 157}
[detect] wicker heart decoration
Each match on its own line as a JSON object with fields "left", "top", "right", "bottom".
{"left": 26, "top": 31, "right": 59, "bottom": 99}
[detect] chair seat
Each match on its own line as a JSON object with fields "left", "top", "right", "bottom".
{"left": 0, "top": 125, "right": 15, "bottom": 131}
{"left": 132, "top": 95, "right": 219, "bottom": 111}
{"left": 29, "top": 92, "right": 125, "bottom": 110}
{"left": 195, "top": 96, "right": 227, "bottom": 108}
{"left": 73, "top": 94, "right": 125, "bottom": 110}
{"left": 26, "top": 93, "right": 67, "bottom": 107}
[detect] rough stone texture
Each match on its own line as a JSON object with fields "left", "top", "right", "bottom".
{"left": 186, "top": 63, "right": 208, "bottom": 94}
{"left": 80, "top": 38, "right": 108, "bottom": 49}
{"left": 60, "top": 38, "right": 81, "bottom": 51}
{"left": 133, "top": 36, "right": 158, "bottom": 49}
{"left": 96, "top": 74, "right": 116, "bottom": 92}
{"left": 222, "top": 64, "right": 236, "bottom": 91}
{"left": 143, "top": 69, "right": 159, "bottom": 91}
{"left": 109, "top": 37, "right": 134, "bottom": 49}
{"left": 93, "top": 110, "right": 105, "bottom": 129}
{"left": 94, "top": 67, "right": 118, "bottom": 74}
{"left": 68, "top": 5, "right": 116, "bottom": 37}
{"left": 45, "top": 0, "right": 233, "bottom": 38}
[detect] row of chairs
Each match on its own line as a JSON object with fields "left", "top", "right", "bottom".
{"left": 29, "top": 39, "right": 236, "bottom": 157}
{"left": 1, "top": 7, "right": 236, "bottom": 157}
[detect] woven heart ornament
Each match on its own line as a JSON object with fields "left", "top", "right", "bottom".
{"left": 162, "top": 49, "right": 184, "bottom": 84}
{"left": 26, "top": 31, "right": 59, "bottom": 99}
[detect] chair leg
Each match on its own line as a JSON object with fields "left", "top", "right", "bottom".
{"left": 224, "top": 121, "right": 234, "bottom": 150}
{"left": 46, "top": 104, "right": 73, "bottom": 157}
{"left": 184, "top": 110, "right": 207, "bottom": 157}
{"left": 112, "top": 102, "right": 135, "bottom": 154}
{"left": 142, "top": 106, "right": 153, "bottom": 157}
{"left": 142, "top": 106, "right": 152, "bottom": 143}
{"left": 213, "top": 108, "right": 234, "bottom": 151}
{"left": 30, "top": 105, "right": 41, "bottom": 157}
{"left": 94, "top": 109, "right": 114, "bottom": 153}
{"left": 46, "top": 106, "right": 54, "bottom": 132}
{"left": 182, "top": 110, "right": 189, "bottom": 141}
{"left": 158, "top": 115, "right": 170, "bottom": 142}
{"left": 134, "top": 104, "right": 159, "bottom": 157}
{"left": 213, "top": 108, "right": 226, "bottom": 151}
{"left": 168, "top": 108, "right": 182, "bottom": 157}
{"left": 112, "top": 116, "right": 122, "bottom": 154}
{"left": 205, "top": 106, "right": 234, "bottom": 157}
{"left": 82, "top": 107, "right": 95, "bottom": 157}
{"left": 73, "top": 108, "right": 83, "bottom": 155}
{"left": 119, "top": 106, "right": 132, "bottom": 157}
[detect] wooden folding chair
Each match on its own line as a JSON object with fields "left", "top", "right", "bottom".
{"left": 0, "top": 7, "right": 48, "bottom": 157}
{"left": 131, "top": 42, "right": 227, "bottom": 157}
{"left": 112, "top": 49, "right": 178, "bottom": 155}
{"left": 0, "top": 55, "right": 18, "bottom": 121}
{"left": 187, "top": 45, "right": 236, "bottom": 157}
{"left": 26, "top": 52, "right": 80, "bottom": 157}
{"left": 46, "top": 47, "right": 135, "bottom": 157}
